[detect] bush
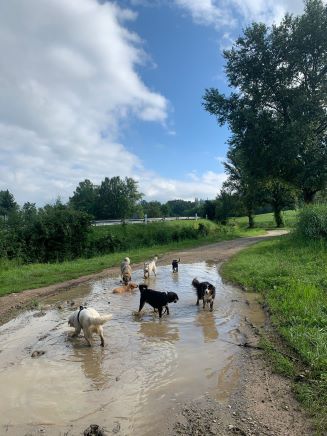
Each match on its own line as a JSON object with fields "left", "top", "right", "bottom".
{"left": 296, "top": 204, "right": 327, "bottom": 240}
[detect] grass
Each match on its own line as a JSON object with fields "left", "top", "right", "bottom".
{"left": 0, "top": 220, "right": 264, "bottom": 297}
{"left": 232, "top": 209, "right": 298, "bottom": 229}
{"left": 221, "top": 234, "right": 327, "bottom": 432}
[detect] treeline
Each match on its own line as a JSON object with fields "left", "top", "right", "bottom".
{"left": 69, "top": 177, "right": 204, "bottom": 219}
{"left": 0, "top": 186, "right": 207, "bottom": 263}
{"left": 203, "top": 0, "right": 327, "bottom": 228}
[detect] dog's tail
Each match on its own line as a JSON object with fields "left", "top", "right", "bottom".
{"left": 89, "top": 314, "right": 113, "bottom": 325}
{"left": 192, "top": 278, "right": 200, "bottom": 289}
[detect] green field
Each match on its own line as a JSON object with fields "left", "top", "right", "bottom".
{"left": 232, "top": 209, "right": 298, "bottom": 229}
{"left": 221, "top": 234, "right": 327, "bottom": 431}
{"left": 0, "top": 219, "right": 264, "bottom": 296}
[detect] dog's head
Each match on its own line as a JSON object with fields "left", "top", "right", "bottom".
{"left": 205, "top": 284, "right": 216, "bottom": 296}
{"left": 153, "top": 255, "right": 158, "bottom": 262}
{"left": 139, "top": 283, "right": 148, "bottom": 292}
{"left": 167, "top": 292, "right": 179, "bottom": 303}
{"left": 124, "top": 257, "right": 130, "bottom": 264}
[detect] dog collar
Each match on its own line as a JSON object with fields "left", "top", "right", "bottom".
{"left": 77, "top": 306, "right": 85, "bottom": 326}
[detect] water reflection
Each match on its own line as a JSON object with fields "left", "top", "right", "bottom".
{"left": 139, "top": 321, "right": 179, "bottom": 343}
{"left": 72, "top": 345, "right": 108, "bottom": 389}
{"left": 195, "top": 311, "right": 219, "bottom": 342}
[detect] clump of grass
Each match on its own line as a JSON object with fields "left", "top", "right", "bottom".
{"left": 221, "top": 234, "right": 327, "bottom": 431}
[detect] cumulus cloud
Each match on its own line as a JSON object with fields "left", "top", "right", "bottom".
{"left": 138, "top": 170, "right": 227, "bottom": 202}
{"left": 0, "top": 0, "right": 168, "bottom": 205}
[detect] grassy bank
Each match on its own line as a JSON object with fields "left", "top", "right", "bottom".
{"left": 0, "top": 220, "right": 263, "bottom": 297}
{"left": 221, "top": 234, "right": 327, "bottom": 432}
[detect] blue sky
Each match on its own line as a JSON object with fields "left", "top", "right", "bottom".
{"left": 0, "top": 0, "right": 306, "bottom": 205}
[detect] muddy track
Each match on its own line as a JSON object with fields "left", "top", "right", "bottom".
{"left": 0, "top": 230, "right": 287, "bottom": 327}
{"left": 0, "top": 229, "right": 315, "bottom": 436}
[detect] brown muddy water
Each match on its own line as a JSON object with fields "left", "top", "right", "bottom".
{"left": 0, "top": 262, "right": 265, "bottom": 435}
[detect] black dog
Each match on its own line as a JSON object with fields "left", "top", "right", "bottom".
{"left": 192, "top": 278, "right": 216, "bottom": 311}
{"left": 138, "top": 284, "right": 179, "bottom": 318}
{"left": 172, "top": 258, "right": 180, "bottom": 273}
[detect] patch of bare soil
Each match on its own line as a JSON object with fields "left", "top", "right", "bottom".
{"left": 1, "top": 229, "right": 314, "bottom": 436}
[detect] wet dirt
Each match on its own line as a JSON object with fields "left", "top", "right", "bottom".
{"left": 0, "top": 230, "right": 314, "bottom": 436}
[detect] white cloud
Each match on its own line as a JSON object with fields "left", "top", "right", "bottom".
{"left": 138, "top": 170, "right": 227, "bottom": 201}
{"left": 0, "top": 0, "right": 168, "bottom": 205}
{"left": 173, "top": 0, "right": 309, "bottom": 28}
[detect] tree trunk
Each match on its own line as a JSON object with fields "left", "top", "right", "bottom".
{"left": 303, "top": 190, "right": 316, "bottom": 204}
{"left": 247, "top": 210, "right": 255, "bottom": 228}
{"left": 273, "top": 208, "right": 284, "bottom": 228}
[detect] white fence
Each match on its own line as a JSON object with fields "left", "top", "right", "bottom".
{"left": 92, "top": 216, "right": 198, "bottom": 226}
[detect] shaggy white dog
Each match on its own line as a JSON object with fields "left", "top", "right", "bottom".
{"left": 144, "top": 255, "right": 158, "bottom": 279}
{"left": 68, "top": 306, "right": 112, "bottom": 347}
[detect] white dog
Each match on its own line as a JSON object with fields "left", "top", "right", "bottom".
{"left": 68, "top": 306, "right": 112, "bottom": 347}
{"left": 121, "top": 256, "right": 132, "bottom": 284}
{"left": 144, "top": 255, "right": 158, "bottom": 279}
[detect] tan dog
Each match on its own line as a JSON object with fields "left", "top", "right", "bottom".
{"left": 113, "top": 282, "right": 138, "bottom": 293}
{"left": 121, "top": 256, "right": 132, "bottom": 284}
{"left": 68, "top": 306, "right": 112, "bottom": 347}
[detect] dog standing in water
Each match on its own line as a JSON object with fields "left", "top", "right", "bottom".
{"left": 143, "top": 255, "right": 158, "bottom": 279}
{"left": 138, "top": 283, "right": 179, "bottom": 318}
{"left": 192, "top": 278, "right": 216, "bottom": 311}
{"left": 172, "top": 258, "right": 180, "bottom": 272}
{"left": 68, "top": 306, "right": 112, "bottom": 347}
{"left": 121, "top": 256, "right": 132, "bottom": 284}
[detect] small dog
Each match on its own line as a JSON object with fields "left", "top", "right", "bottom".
{"left": 144, "top": 255, "right": 158, "bottom": 279}
{"left": 113, "top": 282, "right": 138, "bottom": 293}
{"left": 138, "top": 283, "right": 179, "bottom": 318}
{"left": 192, "top": 278, "right": 216, "bottom": 311}
{"left": 172, "top": 258, "right": 180, "bottom": 272}
{"left": 121, "top": 257, "right": 132, "bottom": 284}
{"left": 68, "top": 306, "right": 112, "bottom": 347}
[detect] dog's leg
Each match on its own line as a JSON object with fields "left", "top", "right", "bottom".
{"left": 166, "top": 305, "right": 169, "bottom": 315}
{"left": 154, "top": 265, "right": 157, "bottom": 276}
{"left": 71, "top": 327, "right": 81, "bottom": 337}
{"left": 99, "top": 326, "right": 105, "bottom": 347}
{"left": 203, "top": 300, "right": 206, "bottom": 309}
{"left": 158, "top": 307, "right": 163, "bottom": 318}
{"left": 138, "top": 298, "right": 146, "bottom": 313}
{"left": 84, "top": 335, "right": 92, "bottom": 347}
{"left": 196, "top": 298, "right": 199, "bottom": 306}
{"left": 210, "top": 301, "right": 214, "bottom": 311}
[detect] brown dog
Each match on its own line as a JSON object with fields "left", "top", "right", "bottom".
{"left": 113, "top": 282, "right": 138, "bottom": 294}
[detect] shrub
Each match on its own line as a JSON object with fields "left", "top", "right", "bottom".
{"left": 296, "top": 204, "right": 327, "bottom": 240}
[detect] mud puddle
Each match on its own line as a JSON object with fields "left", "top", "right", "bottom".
{"left": 0, "top": 262, "right": 265, "bottom": 435}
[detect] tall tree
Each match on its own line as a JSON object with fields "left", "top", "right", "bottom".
{"left": 97, "top": 176, "right": 142, "bottom": 219}
{"left": 203, "top": 0, "right": 327, "bottom": 203}
{"left": 69, "top": 179, "right": 99, "bottom": 218}
{"left": 0, "top": 190, "right": 18, "bottom": 218}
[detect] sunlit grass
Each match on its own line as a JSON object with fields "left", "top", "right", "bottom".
{"left": 232, "top": 209, "right": 298, "bottom": 229}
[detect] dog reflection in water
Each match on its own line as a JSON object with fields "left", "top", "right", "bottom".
{"left": 195, "top": 311, "right": 218, "bottom": 342}
{"left": 68, "top": 306, "right": 112, "bottom": 347}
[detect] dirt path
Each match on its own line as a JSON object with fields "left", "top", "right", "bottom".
{"left": 0, "top": 229, "right": 314, "bottom": 435}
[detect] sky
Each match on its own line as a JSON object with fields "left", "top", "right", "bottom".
{"left": 0, "top": 0, "right": 307, "bottom": 206}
